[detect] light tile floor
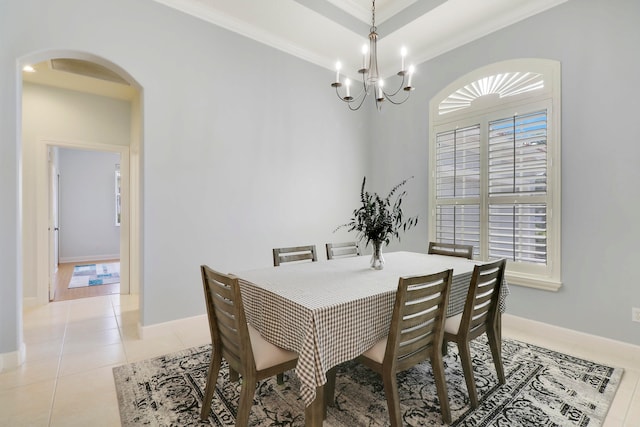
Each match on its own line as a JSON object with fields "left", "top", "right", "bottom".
{"left": 1, "top": 294, "right": 638, "bottom": 426}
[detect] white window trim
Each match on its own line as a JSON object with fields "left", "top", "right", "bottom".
{"left": 429, "top": 59, "right": 562, "bottom": 291}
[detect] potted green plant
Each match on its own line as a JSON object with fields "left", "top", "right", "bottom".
{"left": 337, "top": 176, "right": 418, "bottom": 269}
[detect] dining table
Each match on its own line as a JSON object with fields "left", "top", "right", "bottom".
{"left": 234, "top": 251, "right": 509, "bottom": 426}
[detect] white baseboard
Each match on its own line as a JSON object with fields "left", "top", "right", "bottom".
{"left": 135, "top": 312, "right": 640, "bottom": 368}
{"left": 503, "top": 313, "right": 640, "bottom": 366}
{"left": 0, "top": 342, "right": 26, "bottom": 373}
{"left": 139, "top": 314, "right": 208, "bottom": 340}
{"left": 59, "top": 254, "right": 120, "bottom": 263}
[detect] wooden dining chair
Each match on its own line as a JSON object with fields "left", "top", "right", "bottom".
{"left": 442, "top": 258, "right": 506, "bottom": 409}
{"left": 271, "top": 245, "right": 317, "bottom": 384}
{"left": 199, "top": 265, "right": 299, "bottom": 425}
{"left": 356, "top": 269, "right": 453, "bottom": 425}
{"left": 325, "top": 241, "right": 360, "bottom": 260}
{"left": 272, "top": 245, "right": 318, "bottom": 266}
{"left": 428, "top": 241, "right": 474, "bottom": 260}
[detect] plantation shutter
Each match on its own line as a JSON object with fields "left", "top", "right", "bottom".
{"left": 436, "top": 125, "right": 481, "bottom": 198}
{"left": 488, "top": 110, "right": 548, "bottom": 263}
{"left": 435, "top": 125, "right": 481, "bottom": 251}
{"left": 488, "top": 111, "right": 547, "bottom": 195}
{"left": 435, "top": 204, "right": 480, "bottom": 249}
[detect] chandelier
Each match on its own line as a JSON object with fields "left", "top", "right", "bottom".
{"left": 331, "top": 0, "right": 415, "bottom": 111}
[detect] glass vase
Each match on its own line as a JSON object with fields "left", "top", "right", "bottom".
{"left": 370, "top": 241, "right": 385, "bottom": 270}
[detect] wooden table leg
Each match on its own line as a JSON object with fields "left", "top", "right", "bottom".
{"left": 325, "top": 366, "right": 337, "bottom": 411}
{"left": 305, "top": 385, "right": 325, "bottom": 427}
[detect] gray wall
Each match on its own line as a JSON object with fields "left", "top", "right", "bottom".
{"left": 371, "top": 0, "right": 640, "bottom": 345}
{"left": 1, "top": 0, "right": 639, "bottom": 361}
{"left": 0, "top": 0, "right": 368, "bottom": 358}
{"left": 58, "top": 148, "right": 121, "bottom": 262}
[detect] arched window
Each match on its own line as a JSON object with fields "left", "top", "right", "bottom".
{"left": 429, "top": 59, "right": 561, "bottom": 291}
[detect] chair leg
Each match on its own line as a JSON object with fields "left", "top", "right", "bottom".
{"left": 441, "top": 338, "right": 449, "bottom": 357}
{"left": 200, "top": 351, "right": 222, "bottom": 420}
{"left": 277, "top": 373, "right": 284, "bottom": 385}
{"left": 236, "top": 373, "right": 256, "bottom": 427}
{"left": 230, "top": 367, "right": 239, "bottom": 382}
{"left": 487, "top": 325, "right": 505, "bottom": 384}
{"left": 381, "top": 370, "right": 402, "bottom": 427}
{"left": 431, "top": 353, "right": 451, "bottom": 424}
{"left": 458, "top": 340, "right": 479, "bottom": 409}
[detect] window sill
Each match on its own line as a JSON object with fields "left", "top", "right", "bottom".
{"left": 505, "top": 271, "right": 562, "bottom": 292}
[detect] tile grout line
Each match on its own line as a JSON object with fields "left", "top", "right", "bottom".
{"left": 47, "top": 301, "right": 71, "bottom": 427}
{"left": 111, "top": 295, "right": 134, "bottom": 365}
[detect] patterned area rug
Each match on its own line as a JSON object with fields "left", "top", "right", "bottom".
{"left": 68, "top": 262, "right": 120, "bottom": 288}
{"left": 113, "top": 336, "right": 623, "bottom": 426}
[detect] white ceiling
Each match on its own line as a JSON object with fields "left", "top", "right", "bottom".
{"left": 152, "top": 0, "right": 569, "bottom": 80}
{"left": 22, "top": 0, "right": 569, "bottom": 97}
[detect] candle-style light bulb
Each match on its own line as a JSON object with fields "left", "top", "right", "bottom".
{"left": 345, "top": 78, "right": 351, "bottom": 98}
{"left": 400, "top": 46, "right": 407, "bottom": 72}
{"left": 335, "top": 61, "right": 342, "bottom": 83}
{"left": 361, "top": 44, "right": 368, "bottom": 70}
{"left": 407, "top": 65, "right": 415, "bottom": 87}
{"left": 378, "top": 79, "right": 384, "bottom": 99}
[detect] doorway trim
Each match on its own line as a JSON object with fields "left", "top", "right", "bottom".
{"left": 36, "top": 138, "right": 132, "bottom": 304}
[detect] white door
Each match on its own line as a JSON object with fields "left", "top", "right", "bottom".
{"left": 48, "top": 149, "right": 60, "bottom": 301}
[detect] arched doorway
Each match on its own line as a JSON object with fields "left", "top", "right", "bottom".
{"left": 19, "top": 51, "right": 142, "bottom": 308}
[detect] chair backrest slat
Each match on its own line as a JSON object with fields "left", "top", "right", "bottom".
{"left": 399, "top": 333, "right": 437, "bottom": 358}
{"left": 326, "top": 242, "right": 360, "bottom": 260}
{"left": 279, "top": 253, "right": 314, "bottom": 263}
{"left": 273, "top": 245, "right": 318, "bottom": 266}
{"left": 403, "top": 302, "right": 439, "bottom": 324}
{"left": 428, "top": 241, "right": 473, "bottom": 259}
{"left": 400, "top": 315, "right": 437, "bottom": 343}
{"left": 215, "top": 307, "right": 238, "bottom": 332}
{"left": 473, "top": 291, "right": 493, "bottom": 307}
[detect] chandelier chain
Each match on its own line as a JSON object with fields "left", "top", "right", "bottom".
{"left": 371, "top": 0, "right": 376, "bottom": 29}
